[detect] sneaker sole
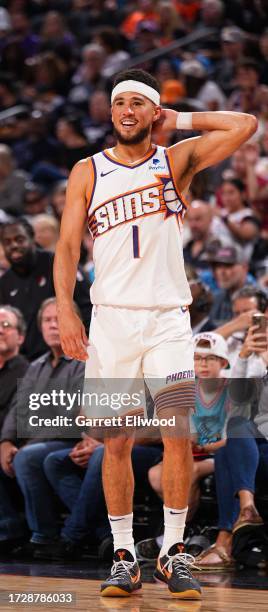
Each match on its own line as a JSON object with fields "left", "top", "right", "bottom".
{"left": 100, "top": 583, "right": 142, "bottom": 597}
{"left": 154, "top": 571, "right": 202, "bottom": 599}
{"left": 169, "top": 589, "right": 202, "bottom": 600}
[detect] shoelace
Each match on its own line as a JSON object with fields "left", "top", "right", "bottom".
{"left": 163, "top": 552, "right": 200, "bottom": 578}
{"left": 108, "top": 559, "right": 136, "bottom": 583}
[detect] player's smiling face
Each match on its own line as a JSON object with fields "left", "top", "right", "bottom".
{"left": 111, "top": 92, "right": 161, "bottom": 145}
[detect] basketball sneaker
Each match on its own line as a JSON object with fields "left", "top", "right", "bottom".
{"left": 100, "top": 549, "right": 142, "bottom": 597}
{"left": 154, "top": 542, "right": 202, "bottom": 599}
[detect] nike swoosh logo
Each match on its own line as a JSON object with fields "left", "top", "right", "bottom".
{"left": 110, "top": 517, "right": 124, "bottom": 521}
{"left": 131, "top": 570, "right": 141, "bottom": 583}
{"left": 100, "top": 169, "right": 118, "bottom": 177}
{"left": 169, "top": 510, "right": 185, "bottom": 514}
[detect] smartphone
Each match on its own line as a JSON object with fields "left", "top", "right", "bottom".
{"left": 252, "top": 313, "right": 267, "bottom": 334}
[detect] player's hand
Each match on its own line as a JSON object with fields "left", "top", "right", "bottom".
{"left": 156, "top": 108, "right": 178, "bottom": 131}
{"left": 58, "top": 309, "right": 89, "bottom": 361}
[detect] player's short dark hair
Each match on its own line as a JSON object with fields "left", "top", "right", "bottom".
{"left": 1, "top": 217, "right": 35, "bottom": 240}
{"left": 113, "top": 69, "right": 160, "bottom": 94}
{"left": 232, "top": 285, "right": 268, "bottom": 313}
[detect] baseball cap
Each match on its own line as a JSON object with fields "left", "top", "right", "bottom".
{"left": 161, "top": 79, "right": 185, "bottom": 104}
{"left": 194, "top": 332, "right": 229, "bottom": 362}
{"left": 221, "top": 27, "right": 244, "bottom": 44}
{"left": 180, "top": 60, "right": 206, "bottom": 79}
{"left": 208, "top": 245, "right": 245, "bottom": 265}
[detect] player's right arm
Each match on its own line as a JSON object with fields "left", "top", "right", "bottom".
{"left": 54, "top": 159, "right": 90, "bottom": 361}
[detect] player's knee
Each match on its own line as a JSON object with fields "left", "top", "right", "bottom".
{"left": 104, "top": 434, "right": 134, "bottom": 457}
{"left": 162, "top": 436, "right": 191, "bottom": 455}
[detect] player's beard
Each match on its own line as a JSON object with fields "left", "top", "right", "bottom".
{"left": 114, "top": 125, "right": 151, "bottom": 145}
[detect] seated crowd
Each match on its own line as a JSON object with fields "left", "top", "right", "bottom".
{"left": 0, "top": 0, "right": 267, "bottom": 572}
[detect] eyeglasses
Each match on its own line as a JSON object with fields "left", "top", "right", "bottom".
{"left": 0, "top": 321, "right": 18, "bottom": 330}
{"left": 194, "top": 355, "right": 220, "bottom": 363}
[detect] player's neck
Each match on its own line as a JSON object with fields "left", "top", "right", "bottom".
{"left": 112, "top": 140, "right": 154, "bottom": 164}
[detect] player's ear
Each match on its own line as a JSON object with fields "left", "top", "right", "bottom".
{"left": 152, "top": 105, "right": 162, "bottom": 122}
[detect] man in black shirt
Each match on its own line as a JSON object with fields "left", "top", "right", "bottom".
{"left": 0, "top": 219, "right": 91, "bottom": 360}
{"left": 0, "top": 305, "right": 28, "bottom": 433}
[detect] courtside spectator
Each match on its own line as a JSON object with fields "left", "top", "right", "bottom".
{"left": 208, "top": 246, "right": 252, "bottom": 326}
{"left": 184, "top": 200, "right": 221, "bottom": 271}
{"left": 196, "top": 378, "right": 268, "bottom": 570}
{"left": 216, "top": 286, "right": 268, "bottom": 368}
{"left": 0, "top": 219, "right": 91, "bottom": 360}
{"left": 33, "top": 439, "right": 163, "bottom": 562}
{"left": 0, "top": 297, "right": 84, "bottom": 556}
{"left": 231, "top": 315, "right": 268, "bottom": 378}
{"left": 215, "top": 178, "right": 260, "bottom": 260}
{"left": 0, "top": 306, "right": 28, "bottom": 434}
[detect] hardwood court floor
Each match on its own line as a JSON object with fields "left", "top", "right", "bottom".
{"left": 1, "top": 574, "right": 268, "bottom": 612}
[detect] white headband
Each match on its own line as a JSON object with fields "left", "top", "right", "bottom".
{"left": 111, "top": 80, "right": 160, "bottom": 105}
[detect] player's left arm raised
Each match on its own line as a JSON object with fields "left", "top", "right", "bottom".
{"left": 162, "top": 109, "right": 258, "bottom": 192}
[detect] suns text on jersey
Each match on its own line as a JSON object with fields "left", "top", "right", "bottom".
{"left": 88, "top": 185, "right": 166, "bottom": 238}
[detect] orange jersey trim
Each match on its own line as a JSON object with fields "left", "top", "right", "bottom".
{"left": 86, "top": 157, "right": 97, "bottom": 212}
{"left": 165, "top": 149, "right": 189, "bottom": 210}
{"left": 103, "top": 146, "right": 157, "bottom": 168}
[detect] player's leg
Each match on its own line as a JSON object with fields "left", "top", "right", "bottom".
{"left": 154, "top": 393, "right": 201, "bottom": 599}
{"left": 103, "top": 433, "right": 135, "bottom": 550}
{"left": 143, "top": 307, "right": 201, "bottom": 599}
{"left": 100, "top": 432, "right": 142, "bottom": 597}
{"left": 161, "top": 418, "right": 193, "bottom": 547}
{"left": 86, "top": 307, "right": 143, "bottom": 597}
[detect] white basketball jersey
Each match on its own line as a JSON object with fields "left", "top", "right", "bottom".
{"left": 87, "top": 145, "right": 192, "bottom": 308}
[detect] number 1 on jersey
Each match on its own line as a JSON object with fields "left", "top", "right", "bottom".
{"left": 132, "top": 225, "right": 140, "bottom": 258}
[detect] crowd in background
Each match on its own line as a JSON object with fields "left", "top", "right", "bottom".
{"left": 0, "top": 0, "right": 268, "bottom": 570}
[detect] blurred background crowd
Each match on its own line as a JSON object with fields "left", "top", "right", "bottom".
{"left": 0, "top": 0, "right": 268, "bottom": 573}
{"left": 0, "top": 0, "right": 268, "bottom": 342}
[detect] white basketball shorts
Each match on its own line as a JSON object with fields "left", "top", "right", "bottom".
{"left": 85, "top": 305, "right": 195, "bottom": 392}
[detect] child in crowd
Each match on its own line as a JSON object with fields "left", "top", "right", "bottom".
{"left": 135, "top": 332, "right": 230, "bottom": 560}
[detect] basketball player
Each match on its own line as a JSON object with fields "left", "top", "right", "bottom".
{"left": 54, "top": 69, "right": 257, "bottom": 599}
